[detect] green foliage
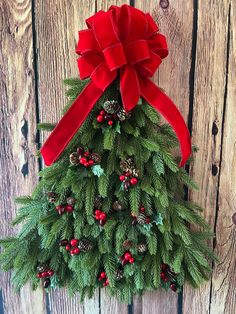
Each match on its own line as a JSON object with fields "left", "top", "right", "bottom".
{"left": 0, "top": 77, "right": 216, "bottom": 303}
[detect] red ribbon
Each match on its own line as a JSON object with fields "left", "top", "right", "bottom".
{"left": 41, "top": 4, "right": 191, "bottom": 166}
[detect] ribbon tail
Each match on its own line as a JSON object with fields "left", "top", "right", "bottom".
{"left": 40, "top": 81, "right": 104, "bottom": 166}
{"left": 140, "top": 78, "right": 192, "bottom": 167}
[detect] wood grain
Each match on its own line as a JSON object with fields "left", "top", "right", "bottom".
{"left": 210, "top": 2, "right": 236, "bottom": 313}
{"left": 34, "top": 1, "right": 99, "bottom": 313}
{"left": 134, "top": 1, "right": 194, "bottom": 312}
{"left": 0, "top": 0, "right": 45, "bottom": 313}
{"left": 183, "top": 1, "right": 231, "bottom": 313}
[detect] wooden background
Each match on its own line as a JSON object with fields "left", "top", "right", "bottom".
{"left": 0, "top": 0, "right": 235, "bottom": 313}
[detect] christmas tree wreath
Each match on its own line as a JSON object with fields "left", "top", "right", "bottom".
{"left": 0, "top": 5, "right": 216, "bottom": 303}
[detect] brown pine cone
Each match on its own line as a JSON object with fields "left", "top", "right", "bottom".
{"left": 69, "top": 152, "right": 80, "bottom": 165}
{"left": 90, "top": 153, "right": 101, "bottom": 164}
{"left": 137, "top": 213, "right": 146, "bottom": 224}
{"left": 137, "top": 243, "right": 147, "bottom": 253}
{"left": 123, "top": 239, "right": 133, "bottom": 249}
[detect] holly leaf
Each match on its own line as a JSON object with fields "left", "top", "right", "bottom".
{"left": 91, "top": 165, "right": 104, "bottom": 177}
{"left": 114, "top": 121, "right": 121, "bottom": 134}
{"left": 153, "top": 213, "right": 163, "bottom": 226}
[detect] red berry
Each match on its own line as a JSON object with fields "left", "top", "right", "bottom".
{"left": 100, "top": 110, "right": 106, "bottom": 116}
{"left": 99, "top": 212, "right": 107, "bottom": 220}
{"left": 60, "top": 239, "right": 69, "bottom": 246}
{"left": 105, "top": 278, "right": 109, "bottom": 285}
{"left": 36, "top": 273, "right": 43, "bottom": 278}
{"left": 170, "top": 283, "right": 177, "bottom": 292}
{"left": 161, "top": 263, "right": 168, "bottom": 271}
{"left": 65, "top": 244, "right": 71, "bottom": 251}
{"left": 103, "top": 282, "right": 108, "bottom": 287}
{"left": 70, "top": 239, "right": 79, "bottom": 247}
{"left": 164, "top": 277, "right": 169, "bottom": 282}
{"left": 100, "top": 272, "right": 106, "bottom": 279}
{"left": 41, "top": 271, "right": 48, "bottom": 278}
{"left": 55, "top": 205, "right": 65, "bottom": 215}
{"left": 99, "top": 219, "right": 106, "bottom": 226}
{"left": 121, "top": 258, "right": 128, "bottom": 266}
{"left": 119, "top": 175, "right": 126, "bottom": 181}
{"left": 97, "top": 115, "right": 104, "bottom": 123}
{"left": 84, "top": 162, "right": 90, "bottom": 167}
{"left": 108, "top": 120, "right": 113, "bottom": 126}
{"left": 95, "top": 209, "right": 101, "bottom": 215}
{"left": 146, "top": 217, "right": 151, "bottom": 224}
{"left": 88, "top": 159, "right": 94, "bottom": 166}
{"left": 129, "top": 257, "right": 135, "bottom": 264}
{"left": 104, "top": 114, "right": 112, "bottom": 121}
{"left": 161, "top": 271, "right": 166, "bottom": 280}
{"left": 84, "top": 151, "right": 90, "bottom": 157}
{"left": 124, "top": 252, "right": 132, "bottom": 261}
{"left": 130, "top": 177, "right": 138, "bottom": 185}
{"left": 77, "top": 147, "right": 84, "bottom": 156}
{"left": 125, "top": 171, "right": 132, "bottom": 177}
{"left": 65, "top": 205, "right": 74, "bottom": 213}
{"left": 140, "top": 206, "right": 145, "bottom": 212}
{"left": 79, "top": 157, "right": 87, "bottom": 164}
{"left": 73, "top": 248, "right": 80, "bottom": 255}
{"left": 47, "top": 270, "right": 54, "bottom": 277}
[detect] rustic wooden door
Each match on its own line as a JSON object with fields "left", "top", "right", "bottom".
{"left": 0, "top": 1, "right": 235, "bottom": 313}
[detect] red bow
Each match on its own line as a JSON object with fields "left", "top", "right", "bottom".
{"left": 41, "top": 5, "right": 191, "bottom": 166}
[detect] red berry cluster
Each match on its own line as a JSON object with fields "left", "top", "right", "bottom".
{"left": 55, "top": 203, "right": 74, "bottom": 215}
{"left": 160, "top": 263, "right": 177, "bottom": 292}
{"left": 119, "top": 171, "right": 138, "bottom": 190}
{"left": 96, "top": 109, "right": 116, "bottom": 126}
{"left": 98, "top": 271, "right": 109, "bottom": 287}
{"left": 131, "top": 206, "right": 151, "bottom": 224}
{"left": 94, "top": 209, "right": 107, "bottom": 226}
{"left": 120, "top": 251, "right": 135, "bottom": 266}
{"left": 79, "top": 150, "right": 95, "bottom": 167}
{"left": 60, "top": 239, "right": 80, "bottom": 256}
{"left": 36, "top": 268, "right": 54, "bottom": 279}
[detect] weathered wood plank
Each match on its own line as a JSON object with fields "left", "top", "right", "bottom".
{"left": 210, "top": 2, "right": 236, "bottom": 313}
{"left": 34, "top": 1, "right": 99, "bottom": 313}
{"left": 0, "top": 0, "right": 45, "bottom": 313}
{"left": 183, "top": 1, "right": 231, "bottom": 313}
{"left": 134, "top": 1, "right": 194, "bottom": 312}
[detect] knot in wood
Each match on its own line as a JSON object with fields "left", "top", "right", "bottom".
{"left": 160, "top": 0, "right": 169, "bottom": 9}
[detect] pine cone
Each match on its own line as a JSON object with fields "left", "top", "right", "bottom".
{"left": 132, "top": 168, "right": 140, "bottom": 178}
{"left": 103, "top": 100, "right": 120, "bottom": 114}
{"left": 120, "top": 158, "right": 135, "bottom": 172}
{"left": 123, "top": 239, "right": 133, "bottom": 249}
{"left": 112, "top": 201, "right": 124, "bottom": 211}
{"left": 37, "top": 264, "right": 48, "bottom": 272}
{"left": 66, "top": 196, "right": 76, "bottom": 205}
{"left": 69, "top": 152, "right": 80, "bottom": 165}
{"left": 47, "top": 192, "right": 57, "bottom": 203}
{"left": 137, "top": 243, "right": 147, "bottom": 253}
{"left": 137, "top": 213, "right": 146, "bottom": 224}
{"left": 94, "top": 196, "right": 103, "bottom": 209}
{"left": 78, "top": 239, "right": 93, "bottom": 252}
{"left": 114, "top": 269, "right": 123, "bottom": 280}
{"left": 117, "top": 108, "right": 131, "bottom": 121}
{"left": 90, "top": 153, "right": 101, "bottom": 164}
